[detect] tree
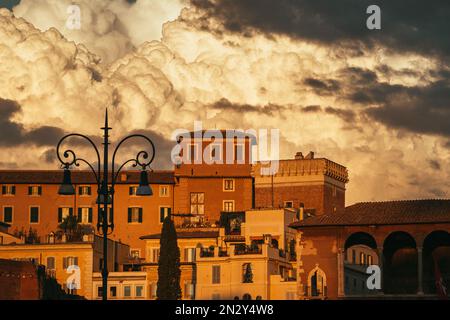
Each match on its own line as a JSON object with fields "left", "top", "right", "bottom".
{"left": 58, "top": 214, "right": 79, "bottom": 241}
{"left": 157, "top": 215, "right": 181, "bottom": 300}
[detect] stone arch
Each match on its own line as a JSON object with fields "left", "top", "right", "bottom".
{"left": 383, "top": 231, "right": 417, "bottom": 294}
{"left": 307, "top": 264, "right": 327, "bottom": 297}
{"left": 422, "top": 230, "right": 450, "bottom": 295}
{"left": 345, "top": 232, "right": 377, "bottom": 250}
{"left": 344, "top": 232, "right": 379, "bottom": 296}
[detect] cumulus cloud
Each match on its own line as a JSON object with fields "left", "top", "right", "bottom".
{"left": 0, "top": 2, "right": 449, "bottom": 205}
{"left": 12, "top": 0, "right": 185, "bottom": 63}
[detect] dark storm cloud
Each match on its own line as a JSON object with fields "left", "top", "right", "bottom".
{"left": 0, "top": 98, "right": 65, "bottom": 147}
{"left": 0, "top": 0, "right": 20, "bottom": 10}
{"left": 303, "top": 78, "right": 340, "bottom": 95}
{"left": 190, "top": 0, "right": 450, "bottom": 58}
{"left": 210, "top": 98, "right": 285, "bottom": 115}
{"left": 324, "top": 106, "right": 356, "bottom": 123}
{"left": 428, "top": 159, "right": 441, "bottom": 170}
{"left": 302, "top": 105, "right": 322, "bottom": 113}
{"left": 362, "top": 78, "right": 450, "bottom": 136}
{"left": 115, "top": 129, "right": 178, "bottom": 170}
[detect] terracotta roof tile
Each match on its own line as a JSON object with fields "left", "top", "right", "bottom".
{"left": 290, "top": 199, "right": 450, "bottom": 228}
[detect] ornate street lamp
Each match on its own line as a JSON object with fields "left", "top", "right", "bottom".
{"left": 56, "top": 109, "right": 155, "bottom": 300}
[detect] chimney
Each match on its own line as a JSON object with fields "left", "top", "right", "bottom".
{"left": 298, "top": 203, "right": 305, "bottom": 220}
{"left": 294, "top": 152, "right": 304, "bottom": 160}
{"left": 305, "top": 151, "right": 314, "bottom": 159}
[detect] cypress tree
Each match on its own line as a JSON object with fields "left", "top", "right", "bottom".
{"left": 157, "top": 215, "right": 181, "bottom": 300}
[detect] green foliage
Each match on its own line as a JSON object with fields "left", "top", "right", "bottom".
{"left": 157, "top": 216, "right": 181, "bottom": 300}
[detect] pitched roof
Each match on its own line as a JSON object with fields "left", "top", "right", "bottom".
{"left": 0, "top": 170, "right": 174, "bottom": 184}
{"left": 140, "top": 231, "right": 219, "bottom": 240}
{"left": 290, "top": 200, "right": 450, "bottom": 228}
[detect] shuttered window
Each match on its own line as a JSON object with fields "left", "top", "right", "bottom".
{"left": 212, "top": 265, "right": 220, "bottom": 284}
{"left": 128, "top": 207, "right": 143, "bottom": 223}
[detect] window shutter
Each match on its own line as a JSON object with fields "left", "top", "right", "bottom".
{"left": 63, "top": 257, "right": 68, "bottom": 269}
{"left": 138, "top": 208, "right": 143, "bottom": 223}
{"left": 88, "top": 186, "right": 91, "bottom": 195}
{"left": 78, "top": 186, "right": 82, "bottom": 195}
{"left": 77, "top": 209, "right": 82, "bottom": 222}
{"left": 28, "top": 186, "right": 32, "bottom": 195}
{"left": 38, "top": 186, "right": 42, "bottom": 195}
{"left": 88, "top": 208, "right": 93, "bottom": 223}
{"left": 128, "top": 208, "right": 132, "bottom": 223}
{"left": 12, "top": 186, "right": 15, "bottom": 195}
{"left": 74, "top": 257, "right": 78, "bottom": 266}
{"left": 69, "top": 208, "right": 73, "bottom": 216}
{"left": 168, "top": 207, "right": 172, "bottom": 218}
{"left": 129, "top": 187, "right": 132, "bottom": 195}
{"left": 1, "top": 186, "right": 5, "bottom": 194}
{"left": 159, "top": 207, "right": 164, "bottom": 223}
{"left": 58, "top": 208, "right": 62, "bottom": 222}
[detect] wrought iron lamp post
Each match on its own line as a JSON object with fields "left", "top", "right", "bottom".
{"left": 56, "top": 109, "right": 155, "bottom": 300}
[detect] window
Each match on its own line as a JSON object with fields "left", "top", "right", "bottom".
{"left": 234, "top": 144, "right": 245, "bottom": 163}
{"left": 184, "top": 282, "right": 194, "bottom": 299}
{"left": 135, "top": 285, "right": 144, "bottom": 298}
{"left": 189, "top": 143, "right": 199, "bottom": 162}
{"left": 184, "top": 248, "right": 196, "bottom": 263}
{"left": 209, "top": 143, "right": 222, "bottom": 162}
{"left": 223, "top": 200, "right": 234, "bottom": 212}
{"left": 150, "top": 283, "right": 157, "bottom": 299}
{"left": 124, "top": 285, "right": 132, "bottom": 298}
{"left": 78, "top": 186, "right": 91, "bottom": 196}
{"left": 109, "top": 286, "right": 117, "bottom": 298}
{"left": 58, "top": 207, "right": 73, "bottom": 223}
{"left": 30, "top": 207, "right": 39, "bottom": 223}
{"left": 99, "top": 207, "right": 113, "bottom": 224}
{"left": 150, "top": 248, "right": 160, "bottom": 263}
{"left": 130, "top": 249, "right": 140, "bottom": 259}
{"left": 97, "top": 286, "right": 103, "bottom": 298}
{"left": 129, "top": 186, "right": 138, "bottom": 196}
{"left": 28, "top": 186, "right": 42, "bottom": 196}
{"left": 159, "top": 207, "right": 171, "bottom": 223}
{"left": 286, "top": 291, "right": 296, "bottom": 300}
{"left": 212, "top": 293, "right": 221, "bottom": 300}
{"left": 360, "top": 252, "right": 366, "bottom": 265}
{"left": 159, "top": 185, "right": 169, "bottom": 197}
{"left": 63, "top": 256, "right": 78, "bottom": 269}
{"left": 3, "top": 207, "right": 13, "bottom": 223}
{"left": 1, "top": 185, "right": 15, "bottom": 195}
{"left": 284, "top": 201, "right": 293, "bottom": 208}
{"left": 190, "top": 193, "right": 204, "bottom": 215}
{"left": 223, "top": 179, "right": 234, "bottom": 191}
{"left": 242, "top": 263, "right": 253, "bottom": 283}
{"left": 78, "top": 207, "right": 93, "bottom": 224}
{"left": 212, "top": 265, "right": 221, "bottom": 284}
{"left": 128, "top": 207, "right": 143, "bottom": 223}
{"left": 367, "top": 255, "right": 373, "bottom": 265}
{"left": 47, "top": 257, "right": 55, "bottom": 270}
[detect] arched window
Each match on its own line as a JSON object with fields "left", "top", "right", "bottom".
{"left": 307, "top": 265, "right": 327, "bottom": 297}
{"left": 242, "top": 263, "right": 254, "bottom": 283}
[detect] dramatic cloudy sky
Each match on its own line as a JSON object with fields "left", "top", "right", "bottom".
{"left": 0, "top": 0, "right": 449, "bottom": 205}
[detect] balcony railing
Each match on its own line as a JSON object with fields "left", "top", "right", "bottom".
{"left": 234, "top": 244, "right": 262, "bottom": 255}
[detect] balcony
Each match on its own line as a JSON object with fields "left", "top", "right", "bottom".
{"left": 234, "top": 244, "right": 262, "bottom": 255}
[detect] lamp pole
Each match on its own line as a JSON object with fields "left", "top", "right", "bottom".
{"left": 56, "top": 109, "right": 155, "bottom": 300}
